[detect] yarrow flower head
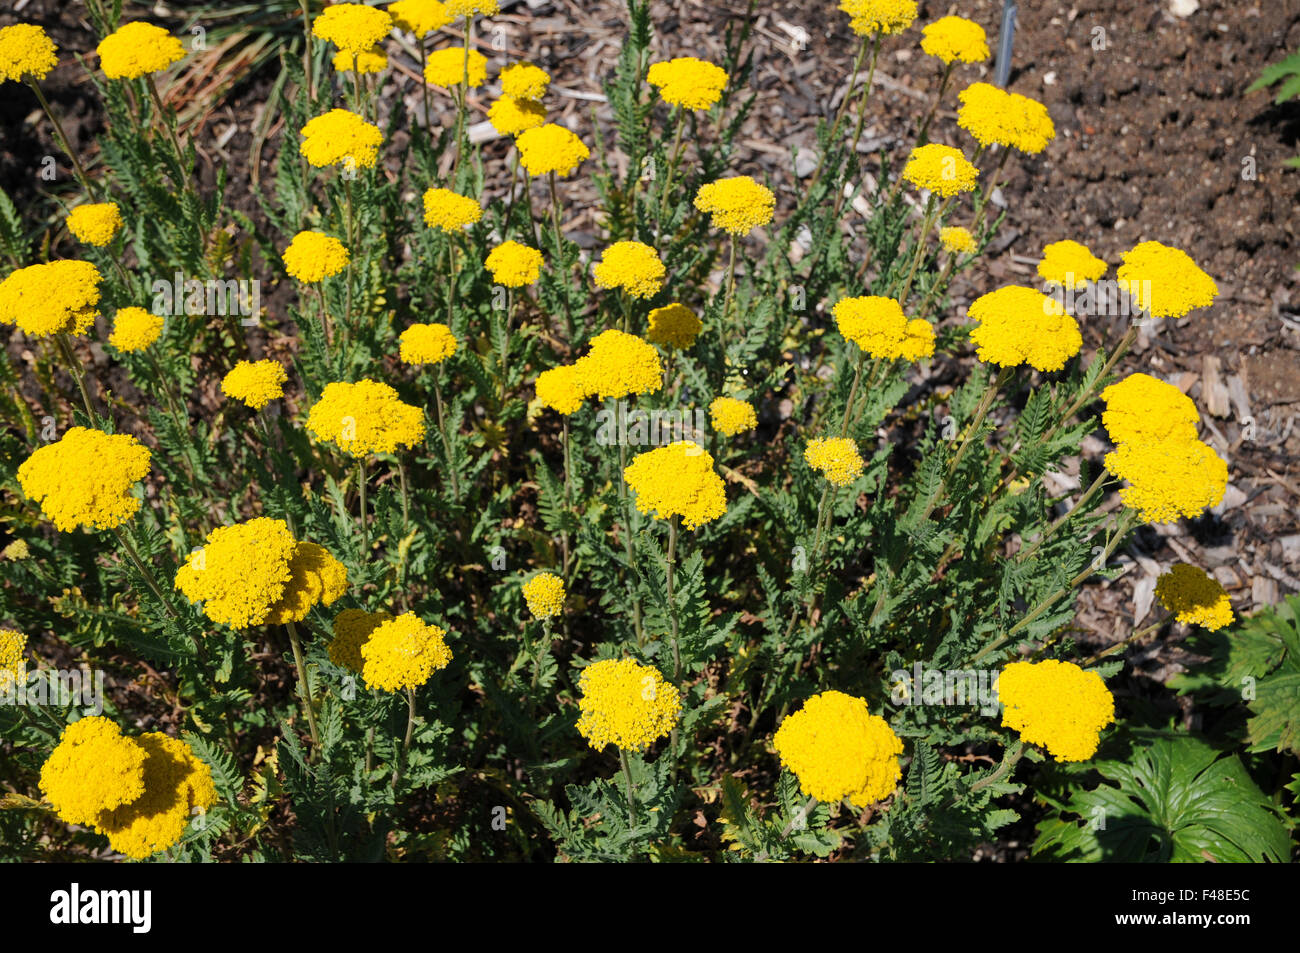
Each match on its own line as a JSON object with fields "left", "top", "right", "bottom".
{"left": 958, "top": 82, "right": 1055, "bottom": 154}
{"left": 312, "top": 3, "right": 394, "bottom": 55}
{"left": 0, "top": 23, "right": 58, "bottom": 83}
{"left": 17, "top": 428, "right": 150, "bottom": 532}
{"left": 1117, "top": 241, "right": 1218, "bottom": 319}
{"left": 266, "top": 542, "right": 349, "bottom": 625}
{"left": 0, "top": 629, "right": 26, "bottom": 691}
{"left": 968, "top": 285, "right": 1082, "bottom": 372}
{"left": 329, "top": 609, "right": 393, "bottom": 673}
{"left": 0, "top": 260, "right": 102, "bottom": 337}
{"left": 399, "top": 322, "right": 457, "bottom": 365}
{"left": 693, "top": 175, "right": 775, "bottom": 234}
{"left": 516, "top": 123, "right": 589, "bottom": 177}
{"left": 1104, "top": 438, "right": 1227, "bottom": 524}
{"left": 534, "top": 363, "right": 586, "bottom": 415}
{"left": 96, "top": 22, "right": 185, "bottom": 80}
{"left": 333, "top": 45, "right": 388, "bottom": 74}
{"left": 444, "top": 0, "right": 499, "bottom": 14}
{"left": 299, "top": 108, "right": 382, "bottom": 170}
{"left": 306, "top": 379, "right": 427, "bottom": 457}
{"left": 998, "top": 660, "right": 1115, "bottom": 762}
{"left": 39, "top": 717, "right": 146, "bottom": 826}
{"left": 522, "top": 572, "right": 565, "bottom": 619}
{"left": 774, "top": 690, "right": 904, "bottom": 807}
{"left": 646, "top": 302, "right": 701, "bottom": 349}
{"left": 804, "top": 436, "right": 865, "bottom": 487}
{"left": 1155, "top": 563, "right": 1234, "bottom": 631}
{"left": 920, "top": 15, "right": 989, "bottom": 64}
{"left": 646, "top": 57, "right": 729, "bottom": 110}
{"left": 66, "top": 202, "right": 123, "bottom": 247}
{"left": 360, "top": 612, "right": 452, "bottom": 692}
{"left": 838, "top": 0, "right": 918, "bottom": 36}
{"left": 573, "top": 329, "right": 663, "bottom": 401}
{"left": 940, "top": 226, "right": 976, "bottom": 255}
{"left": 1100, "top": 372, "right": 1200, "bottom": 447}
{"left": 1038, "top": 239, "right": 1107, "bottom": 289}
{"left": 485, "top": 240, "right": 543, "bottom": 287}
{"left": 108, "top": 307, "right": 164, "bottom": 353}
{"left": 833, "top": 296, "right": 935, "bottom": 361}
{"left": 624, "top": 441, "right": 727, "bottom": 530}
{"left": 488, "top": 95, "right": 546, "bottom": 135}
{"left": 901, "top": 143, "right": 978, "bottom": 197}
{"left": 424, "top": 47, "right": 487, "bottom": 88}
{"left": 592, "top": 241, "right": 666, "bottom": 299}
{"left": 710, "top": 396, "right": 757, "bottom": 437}
{"left": 422, "top": 187, "right": 482, "bottom": 231}
{"left": 221, "top": 359, "right": 288, "bottom": 411}
{"left": 283, "top": 230, "right": 349, "bottom": 282}
{"left": 499, "top": 62, "right": 550, "bottom": 100}
{"left": 388, "top": 0, "right": 453, "bottom": 36}
{"left": 575, "top": 658, "right": 681, "bottom": 752}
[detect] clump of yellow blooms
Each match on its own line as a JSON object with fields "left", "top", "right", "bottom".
{"left": 108, "top": 307, "right": 165, "bottom": 353}
{"left": 389, "top": 0, "right": 453, "bottom": 36}
{"left": 17, "top": 428, "right": 150, "bottom": 532}
{"left": 283, "top": 230, "right": 350, "bottom": 282}
{"left": 1038, "top": 239, "right": 1107, "bottom": 289}
{"left": 221, "top": 359, "right": 288, "bottom": 411}
{"left": 592, "top": 241, "right": 666, "bottom": 299}
{"left": 424, "top": 47, "right": 488, "bottom": 88}
{"left": 312, "top": 3, "right": 393, "bottom": 55}
{"left": 1155, "top": 563, "right": 1234, "bottom": 631}
{"left": 1100, "top": 372, "right": 1200, "bottom": 447}
{"left": 804, "top": 437, "right": 865, "bottom": 487}
{"left": 1105, "top": 438, "right": 1227, "bottom": 524}
{"left": 646, "top": 57, "right": 729, "bottom": 110}
{"left": 998, "top": 660, "right": 1115, "bottom": 762}
{"left": 574, "top": 329, "right": 663, "bottom": 400}
{"left": 710, "top": 397, "right": 757, "bottom": 437}
{"left": 486, "top": 240, "right": 544, "bottom": 286}
{"left": 488, "top": 95, "right": 546, "bottom": 135}
{"left": 920, "top": 15, "right": 988, "bottom": 64}
{"left": 0, "top": 23, "right": 58, "bottom": 83}
{"left": 940, "top": 225, "right": 976, "bottom": 255}
{"left": 516, "top": 123, "right": 589, "bottom": 177}
{"left": 833, "top": 295, "right": 935, "bottom": 361}
{"left": 422, "top": 187, "right": 482, "bottom": 231}
{"left": 66, "top": 202, "right": 123, "bottom": 247}
{"left": 958, "top": 82, "right": 1056, "bottom": 154}
{"left": 522, "top": 572, "right": 565, "bottom": 619}
{"left": 96, "top": 22, "right": 185, "bottom": 80}
{"left": 333, "top": 45, "right": 388, "bottom": 74}
{"left": 266, "top": 542, "right": 349, "bottom": 625}
{"left": 299, "top": 108, "right": 382, "bottom": 170}
{"left": 0, "top": 628, "right": 26, "bottom": 691}
{"left": 361, "top": 612, "right": 453, "bottom": 691}
{"left": 500, "top": 62, "right": 550, "bottom": 100}
{"left": 0, "top": 260, "right": 102, "bottom": 337}
{"left": 968, "top": 285, "right": 1082, "bottom": 372}
{"left": 399, "top": 322, "right": 458, "bottom": 365}
{"left": 646, "top": 302, "right": 701, "bottom": 349}
{"left": 624, "top": 441, "right": 727, "bottom": 530}
{"left": 329, "top": 609, "right": 394, "bottom": 673}
{"left": 901, "top": 143, "right": 978, "bottom": 197}
{"left": 774, "top": 691, "right": 904, "bottom": 807}
{"left": 838, "top": 0, "right": 917, "bottom": 36}
{"left": 575, "top": 658, "right": 682, "bottom": 751}
{"left": 39, "top": 717, "right": 147, "bottom": 826}
{"left": 306, "top": 379, "right": 427, "bottom": 457}
{"left": 693, "top": 175, "right": 775, "bottom": 234}
{"left": 1117, "top": 241, "right": 1219, "bottom": 319}
{"left": 534, "top": 363, "right": 586, "bottom": 415}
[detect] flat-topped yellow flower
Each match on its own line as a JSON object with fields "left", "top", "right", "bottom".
{"left": 221, "top": 359, "right": 288, "bottom": 411}
{"left": 499, "top": 62, "right": 549, "bottom": 100}
{"left": 0, "top": 260, "right": 102, "bottom": 337}
{"left": 0, "top": 628, "right": 25, "bottom": 690}
{"left": 333, "top": 45, "right": 388, "bottom": 74}
{"left": 97, "top": 22, "right": 185, "bottom": 79}
{"left": 0, "top": 23, "right": 58, "bottom": 83}
{"left": 360, "top": 612, "right": 453, "bottom": 692}
{"left": 940, "top": 226, "right": 976, "bottom": 255}
{"left": 902, "top": 143, "right": 978, "bottom": 197}
{"left": 534, "top": 363, "right": 586, "bottom": 415}
{"left": 998, "top": 660, "right": 1114, "bottom": 762}
{"left": 833, "top": 296, "right": 934, "bottom": 362}
{"left": 804, "top": 436, "right": 864, "bottom": 487}
{"left": 422, "top": 187, "right": 482, "bottom": 231}
{"left": 66, "top": 202, "right": 123, "bottom": 247}
{"left": 958, "top": 82, "right": 1055, "bottom": 154}
{"left": 299, "top": 108, "right": 382, "bottom": 170}
{"left": 39, "top": 717, "right": 147, "bottom": 827}
{"left": 306, "top": 379, "right": 427, "bottom": 457}
{"left": 710, "top": 397, "right": 757, "bottom": 437}
{"left": 108, "top": 307, "right": 164, "bottom": 353}
{"left": 1105, "top": 438, "right": 1227, "bottom": 524}
{"left": 774, "top": 690, "right": 903, "bottom": 807}
{"left": 516, "top": 123, "right": 589, "bottom": 177}
{"left": 646, "top": 57, "right": 728, "bottom": 110}
{"left": 312, "top": 3, "right": 393, "bottom": 55}
{"left": 18, "top": 428, "right": 150, "bottom": 532}
{"left": 265, "top": 542, "right": 348, "bottom": 625}
{"left": 388, "top": 0, "right": 453, "bottom": 36}
{"left": 424, "top": 46, "right": 487, "bottom": 88}
{"left": 488, "top": 95, "right": 546, "bottom": 135}
{"left": 624, "top": 440, "right": 727, "bottom": 530}
{"left": 283, "top": 230, "right": 349, "bottom": 282}
{"left": 592, "top": 241, "right": 665, "bottom": 299}
{"left": 920, "top": 15, "right": 988, "bottom": 64}
{"left": 399, "top": 322, "right": 458, "bottom": 365}
{"left": 573, "top": 329, "right": 663, "bottom": 400}
{"left": 646, "top": 302, "right": 701, "bottom": 349}
{"left": 1117, "top": 241, "right": 1219, "bottom": 319}
{"left": 445, "top": 0, "right": 499, "bottom": 14}
{"left": 1100, "top": 372, "right": 1200, "bottom": 447}
{"left": 968, "top": 285, "right": 1081, "bottom": 372}
{"left": 329, "top": 609, "right": 394, "bottom": 673}
{"left": 522, "top": 572, "right": 565, "bottom": 619}
{"left": 839, "top": 0, "right": 917, "bottom": 36}
{"left": 575, "top": 658, "right": 681, "bottom": 751}
{"left": 1155, "top": 563, "right": 1234, "bottom": 631}
{"left": 693, "top": 175, "right": 774, "bottom": 234}
{"left": 485, "top": 240, "right": 543, "bottom": 287}
{"left": 1038, "top": 239, "right": 1106, "bottom": 289}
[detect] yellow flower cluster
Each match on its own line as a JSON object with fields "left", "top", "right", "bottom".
{"left": 306, "top": 379, "right": 427, "bottom": 456}
{"left": 0, "top": 628, "right": 25, "bottom": 691}
{"left": 389, "top": 0, "right": 453, "bottom": 36}
{"left": 312, "top": 3, "right": 393, "bottom": 55}
{"left": 39, "top": 717, "right": 146, "bottom": 825}
{"left": 958, "top": 82, "right": 1055, "bottom": 154}
{"left": 299, "top": 108, "right": 382, "bottom": 170}
{"left": 838, "top": 0, "right": 918, "bottom": 36}
{"left": 516, "top": 123, "right": 589, "bottom": 177}
{"left": 1038, "top": 239, "right": 1107, "bottom": 289}
{"left": 488, "top": 94, "right": 546, "bottom": 135}
{"left": 334, "top": 46, "right": 388, "bottom": 74}
{"left": 424, "top": 47, "right": 487, "bottom": 88}
{"left": 485, "top": 240, "right": 544, "bottom": 286}
{"left": 66, "top": 202, "right": 123, "bottom": 247}
{"left": 774, "top": 690, "right": 903, "bottom": 807}
{"left": 804, "top": 436, "right": 865, "bottom": 487}
{"left": 1155, "top": 563, "right": 1234, "bottom": 631}
{"left": 360, "top": 612, "right": 453, "bottom": 691}
{"left": 646, "top": 57, "right": 729, "bottom": 111}
{"left": 968, "top": 285, "right": 1082, "bottom": 372}
{"left": 500, "top": 62, "right": 550, "bottom": 100}
{"left": 534, "top": 363, "right": 587, "bottom": 415}
{"left": 221, "top": 359, "right": 287, "bottom": 410}
{"left": 593, "top": 241, "right": 666, "bottom": 299}
{"left": 920, "top": 15, "right": 988, "bottom": 64}
{"left": 998, "top": 660, "right": 1114, "bottom": 762}
{"left": 422, "top": 187, "right": 482, "bottom": 231}
{"left": 399, "top": 322, "right": 458, "bottom": 365}
{"left": 17, "top": 427, "right": 150, "bottom": 532}
{"left": 624, "top": 441, "right": 727, "bottom": 530}
{"left": 1100, "top": 372, "right": 1199, "bottom": 446}
{"left": 0, "top": 23, "right": 58, "bottom": 83}
{"left": 268, "top": 542, "right": 349, "bottom": 625}
{"left": 833, "top": 295, "right": 935, "bottom": 361}
{"left": 693, "top": 175, "right": 774, "bottom": 234}
{"left": 575, "top": 658, "right": 681, "bottom": 751}
{"left": 940, "top": 225, "right": 976, "bottom": 255}
{"left": 0, "top": 259, "right": 102, "bottom": 337}
{"left": 901, "top": 143, "right": 978, "bottom": 197}
{"left": 329, "top": 609, "right": 393, "bottom": 673}
{"left": 108, "top": 307, "right": 164, "bottom": 353}
{"left": 1105, "top": 438, "right": 1227, "bottom": 524}
{"left": 1117, "top": 241, "right": 1219, "bottom": 319}
{"left": 445, "top": 0, "right": 499, "bottom": 15}
{"left": 283, "top": 230, "right": 350, "bottom": 282}
{"left": 646, "top": 302, "right": 701, "bottom": 349}
{"left": 522, "top": 572, "right": 565, "bottom": 619}
{"left": 573, "top": 329, "right": 663, "bottom": 401}
{"left": 96, "top": 22, "right": 185, "bottom": 80}
{"left": 710, "top": 396, "right": 757, "bottom": 437}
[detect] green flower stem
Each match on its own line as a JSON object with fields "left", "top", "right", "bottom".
{"left": 620, "top": 748, "right": 639, "bottom": 827}
{"left": 895, "top": 194, "right": 939, "bottom": 308}
{"left": 655, "top": 106, "right": 686, "bottom": 244}
{"left": 805, "top": 32, "right": 871, "bottom": 199}
{"left": 342, "top": 174, "right": 356, "bottom": 352}
{"left": 615, "top": 425, "right": 646, "bottom": 647}
{"left": 1081, "top": 614, "right": 1171, "bottom": 667}
{"left": 530, "top": 619, "right": 552, "bottom": 691}
{"left": 919, "top": 366, "right": 1012, "bottom": 523}
{"left": 967, "top": 741, "right": 1025, "bottom": 796}
{"left": 914, "top": 251, "right": 959, "bottom": 322}
{"left": 144, "top": 75, "right": 188, "bottom": 184}
{"left": 666, "top": 516, "right": 681, "bottom": 684}
{"left": 914, "top": 59, "right": 955, "bottom": 148}
{"left": 561, "top": 418, "right": 573, "bottom": 579}
{"left": 499, "top": 287, "right": 513, "bottom": 393}
{"left": 547, "top": 171, "right": 574, "bottom": 339}
{"left": 839, "top": 350, "right": 866, "bottom": 436}
{"left": 431, "top": 369, "right": 461, "bottom": 498}
{"left": 357, "top": 458, "right": 368, "bottom": 554}
{"left": 54, "top": 332, "right": 98, "bottom": 424}
{"left": 723, "top": 234, "right": 738, "bottom": 342}
{"left": 286, "top": 619, "right": 322, "bottom": 753}
{"left": 28, "top": 80, "right": 95, "bottom": 197}
{"left": 392, "top": 686, "right": 417, "bottom": 789}
{"left": 1017, "top": 467, "right": 1111, "bottom": 563}
{"left": 453, "top": 15, "right": 474, "bottom": 184}
{"left": 971, "top": 146, "right": 1012, "bottom": 235}
{"left": 830, "top": 30, "right": 884, "bottom": 222}
{"left": 111, "top": 525, "right": 180, "bottom": 622}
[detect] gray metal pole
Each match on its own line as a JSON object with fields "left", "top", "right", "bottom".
{"left": 995, "top": 1, "right": 1017, "bottom": 87}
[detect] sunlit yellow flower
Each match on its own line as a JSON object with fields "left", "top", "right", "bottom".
{"left": 646, "top": 302, "right": 701, "bottom": 349}
{"left": 901, "top": 143, "right": 978, "bottom": 197}
{"left": 312, "top": 3, "right": 393, "bottom": 55}
{"left": 488, "top": 94, "right": 546, "bottom": 135}
{"left": 804, "top": 436, "right": 864, "bottom": 487}
{"left": 920, "top": 15, "right": 988, "bottom": 64}
{"left": 360, "top": 612, "right": 452, "bottom": 692}
{"left": 485, "top": 240, "right": 543, "bottom": 287}
{"left": 17, "top": 428, "right": 150, "bottom": 532}
{"left": 939, "top": 226, "right": 976, "bottom": 255}
{"left": 221, "top": 359, "right": 288, "bottom": 411}
{"left": 516, "top": 123, "right": 589, "bottom": 177}
{"left": 693, "top": 175, "right": 774, "bottom": 234}
{"left": 445, "top": 0, "right": 499, "bottom": 14}
{"left": 646, "top": 57, "right": 728, "bottom": 110}
{"left": 333, "top": 44, "right": 388, "bottom": 74}
{"left": 998, "top": 660, "right": 1114, "bottom": 762}
{"left": 0, "top": 23, "right": 58, "bottom": 83}
{"left": 172, "top": 517, "right": 294, "bottom": 628}
{"left": 66, "top": 202, "right": 123, "bottom": 247}
{"left": 108, "top": 307, "right": 164, "bottom": 353}
{"left": 299, "top": 108, "right": 382, "bottom": 170}
{"left": 1117, "top": 241, "right": 1219, "bottom": 319}
{"left": 1038, "top": 239, "right": 1107, "bottom": 289}
{"left": 0, "top": 260, "right": 102, "bottom": 337}
{"left": 709, "top": 397, "right": 757, "bottom": 437}
{"left": 957, "top": 81, "right": 1055, "bottom": 154}
{"left": 283, "top": 230, "right": 349, "bottom": 282}
{"left": 1105, "top": 438, "right": 1228, "bottom": 524}
{"left": 265, "top": 542, "right": 348, "bottom": 625}
{"left": 522, "top": 572, "right": 565, "bottom": 619}
{"left": 592, "top": 241, "right": 666, "bottom": 299}
{"left": 838, "top": 0, "right": 917, "bottom": 36}
{"left": 1155, "top": 563, "right": 1234, "bottom": 631}
{"left": 399, "top": 322, "right": 458, "bottom": 365}
{"left": 388, "top": 0, "right": 453, "bottom": 36}
{"left": 774, "top": 690, "right": 903, "bottom": 807}
{"left": 499, "top": 62, "right": 550, "bottom": 99}
{"left": 0, "top": 629, "right": 27, "bottom": 692}
{"left": 1100, "top": 372, "right": 1200, "bottom": 447}
{"left": 968, "top": 285, "right": 1081, "bottom": 372}
{"left": 624, "top": 440, "right": 727, "bottom": 530}
{"left": 833, "top": 296, "right": 933, "bottom": 361}
{"left": 329, "top": 609, "right": 394, "bottom": 673}
{"left": 575, "top": 658, "right": 681, "bottom": 751}
{"left": 534, "top": 363, "right": 586, "bottom": 415}
{"left": 306, "top": 379, "right": 427, "bottom": 457}
{"left": 424, "top": 46, "right": 487, "bottom": 88}
{"left": 573, "top": 329, "right": 663, "bottom": 400}
{"left": 422, "top": 187, "right": 482, "bottom": 231}
{"left": 96, "top": 22, "right": 185, "bottom": 80}
{"left": 39, "top": 716, "right": 147, "bottom": 827}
